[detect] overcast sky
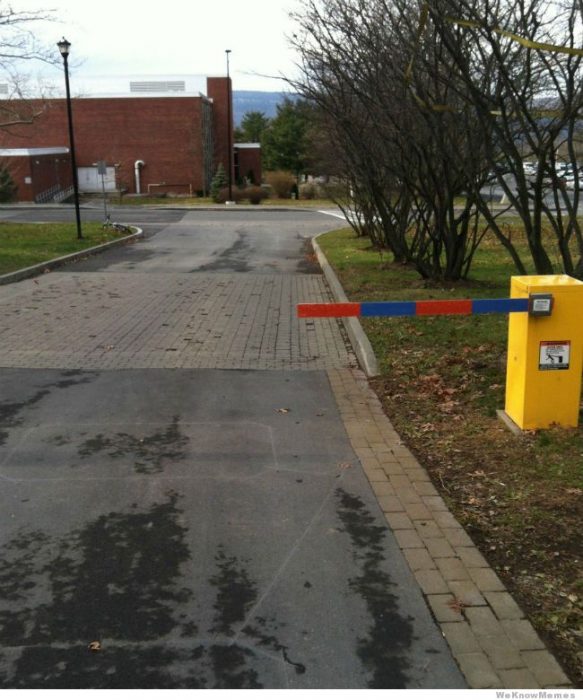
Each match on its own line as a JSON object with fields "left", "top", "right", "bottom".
{"left": 16, "top": 0, "right": 302, "bottom": 92}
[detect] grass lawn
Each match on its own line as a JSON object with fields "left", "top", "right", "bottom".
{"left": 104, "top": 195, "right": 334, "bottom": 209}
{"left": 0, "top": 222, "right": 131, "bottom": 276}
{"left": 318, "top": 225, "right": 583, "bottom": 686}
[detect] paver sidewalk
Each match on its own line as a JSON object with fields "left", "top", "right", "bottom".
{"left": 327, "top": 368, "right": 571, "bottom": 689}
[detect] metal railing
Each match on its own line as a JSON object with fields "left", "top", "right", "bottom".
{"left": 34, "top": 185, "right": 74, "bottom": 204}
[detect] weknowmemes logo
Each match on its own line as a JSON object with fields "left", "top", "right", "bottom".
{"left": 495, "top": 693, "right": 576, "bottom": 699}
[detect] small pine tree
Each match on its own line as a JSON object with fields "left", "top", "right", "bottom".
{"left": 210, "top": 163, "right": 227, "bottom": 202}
{"left": 0, "top": 167, "right": 17, "bottom": 202}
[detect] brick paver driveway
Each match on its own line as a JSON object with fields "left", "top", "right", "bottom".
{"left": 0, "top": 271, "right": 351, "bottom": 370}
{"left": 0, "top": 211, "right": 353, "bottom": 371}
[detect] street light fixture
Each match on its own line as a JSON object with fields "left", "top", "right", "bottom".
{"left": 225, "top": 49, "right": 233, "bottom": 202}
{"left": 57, "top": 37, "right": 82, "bottom": 239}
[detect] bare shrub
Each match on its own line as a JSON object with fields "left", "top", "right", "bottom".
{"left": 299, "top": 182, "right": 319, "bottom": 199}
{"left": 244, "top": 186, "right": 268, "bottom": 204}
{"left": 216, "top": 187, "right": 245, "bottom": 204}
{"left": 265, "top": 170, "right": 295, "bottom": 199}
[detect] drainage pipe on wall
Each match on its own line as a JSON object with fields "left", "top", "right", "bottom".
{"left": 134, "top": 160, "right": 145, "bottom": 194}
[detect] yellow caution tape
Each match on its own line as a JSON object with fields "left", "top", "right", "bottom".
{"left": 446, "top": 15, "right": 583, "bottom": 57}
{"left": 405, "top": 3, "right": 429, "bottom": 82}
{"left": 405, "top": 4, "right": 583, "bottom": 114}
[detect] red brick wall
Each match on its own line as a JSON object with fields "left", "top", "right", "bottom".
{"left": 207, "top": 77, "right": 233, "bottom": 184}
{"left": 236, "top": 147, "right": 262, "bottom": 185}
{"left": 31, "top": 154, "right": 72, "bottom": 201}
{"left": 0, "top": 96, "right": 207, "bottom": 194}
{"left": 0, "top": 154, "right": 73, "bottom": 202}
{"left": 0, "top": 157, "right": 32, "bottom": 200}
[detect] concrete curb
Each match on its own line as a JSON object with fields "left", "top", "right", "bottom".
{"left": 0, "top": 204, "right": 328, "bottom": 213}
{"left": 148, "top": 206, "right": 320, "bottom": 213}
{"left": 0, "top": 228, "right": 143, "bottom": 286}
{"left": 312, "top": 233, "right": 379, "bottom": 378}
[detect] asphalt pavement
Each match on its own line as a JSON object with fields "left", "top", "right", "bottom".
{"left": 0, "top": 207, "right": 466, "bottom": 688}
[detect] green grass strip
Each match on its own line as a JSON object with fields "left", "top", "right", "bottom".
{"left": 0, "top": 222, "right": 129, "bottom": 275}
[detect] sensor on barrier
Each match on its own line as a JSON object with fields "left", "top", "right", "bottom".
{"left": 528, "top": 293, "right": 554, "bottom": 317}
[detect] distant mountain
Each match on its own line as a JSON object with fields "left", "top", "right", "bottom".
{"left": 233, "top": 91, "right": 299, "bottom": 126}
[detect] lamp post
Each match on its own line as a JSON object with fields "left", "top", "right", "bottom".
{"left": 57, "top": 37, "right": 82, "bottom": 240}
{"left": 225, "top": 49, "right": 233, "bottom": 202}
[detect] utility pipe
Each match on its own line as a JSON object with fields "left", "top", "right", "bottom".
{"left": 134, "top": 160, "right": 145, "bottom": 194}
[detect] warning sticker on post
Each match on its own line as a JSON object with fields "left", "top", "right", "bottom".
{"left": 539, "top": 340, "right": 570, "bottom": 370}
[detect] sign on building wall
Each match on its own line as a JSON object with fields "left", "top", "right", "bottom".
{"left": 78, "top": 166, "right": 117, "bottom": 192}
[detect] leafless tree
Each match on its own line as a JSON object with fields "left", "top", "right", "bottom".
{"left": 289, "top": 0, "right": 501, "bottom": 279}
{"left": 289, "top": 0, "right": 583, "bottom": 279}
{"left": 0, "top": 3, "right": 57, "bottom": 129}
{"left": 426, "top": 0, "right": 583, "bottom": 276}
{"left": 289, "top": 0, "right": 414, "bottom": 261}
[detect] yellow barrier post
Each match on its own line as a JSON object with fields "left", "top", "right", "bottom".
{"left": 503, "top": 275, "right": 583, "bottom": 430}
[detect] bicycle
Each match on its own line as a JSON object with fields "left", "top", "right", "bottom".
{"left": 102, "top": 216, "right": 133, "bottom": 234}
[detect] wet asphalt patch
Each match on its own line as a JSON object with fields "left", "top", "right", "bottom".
{"left": 0, "top": 368, "right": 465, "bottom": 688}
{"left": 0, "top": 371, "right": 97, "bottom": 446}
{"left": 77, "top": 416, "right": 189, "bottom": 475}
{"left": 196, "top": 231, "right": 252, "bottom": 273}
{"left": 0, "top": 493, "right": 286, "bottom": 689}
{"left": 336, "top": 489, "right": 413, "bottom": 688}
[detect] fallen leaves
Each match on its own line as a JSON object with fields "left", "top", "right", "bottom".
{"left": 438, "top": 400, "right": 460, "bottom": 414}
{"left": 447, "top": 597, "right": 466, "bottom": 614}
{"left": 417, "top": 373, "right": 461, "bottom": 413}
{"left": 337, "top": 462, "right": 353, "bottom": 470}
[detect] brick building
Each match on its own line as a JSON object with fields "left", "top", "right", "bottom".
{"left": 0, "top": 75, "right": 261, "bottom": 202}
{"left": 0, "top": 148, "right": 72, "bottom": 203}
{"left": 234, "top": 143, "right": 262, "bottom": 186}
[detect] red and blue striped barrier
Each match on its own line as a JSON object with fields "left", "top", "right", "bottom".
{"left": 297, "top": 298, "right": 530, "bottom": 318}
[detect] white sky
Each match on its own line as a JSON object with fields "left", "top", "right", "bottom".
{"left": 14, "top": 0, "right": 303, "bottom": 92}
